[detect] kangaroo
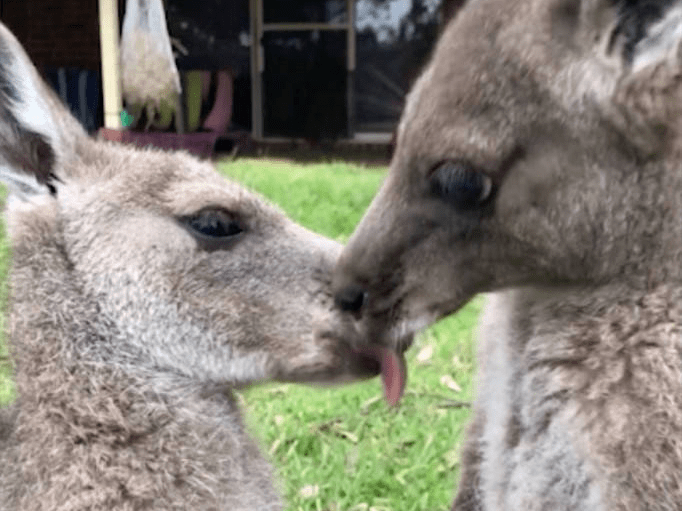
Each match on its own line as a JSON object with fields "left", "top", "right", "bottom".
{"left": 0, "top": 22, "right": 383, "bottom": 511}
{"left": 333, "top": 0, "right": 682, "bottom": 509}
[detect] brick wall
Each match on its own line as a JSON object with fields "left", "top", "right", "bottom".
{"left": 1, "top": 0, "right": 101, "bottom": 70}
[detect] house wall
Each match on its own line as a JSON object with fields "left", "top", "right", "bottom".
{"left": 1, "top": 0, "right": 101, "bottom": 70}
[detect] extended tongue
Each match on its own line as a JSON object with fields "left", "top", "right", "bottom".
{"left": 379, "top": 348, "right": 407, "bottom": 406}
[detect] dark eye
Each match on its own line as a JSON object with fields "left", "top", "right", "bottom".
{"left": 430, "top": 160, "right": 494, "bottom": 209}
{"left": 180, "top": 209, "right": 245, "bottom": 250}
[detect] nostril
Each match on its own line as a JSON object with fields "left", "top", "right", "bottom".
{"left": 335, "top": 285, "right": 368, "bottom": 313}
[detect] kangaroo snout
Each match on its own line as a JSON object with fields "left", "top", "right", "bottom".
{"left": 332, "top": 259, "right": 412, "bottom": 407}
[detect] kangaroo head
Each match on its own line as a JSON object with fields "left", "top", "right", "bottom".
{"left": 333, "top": 0, "right": 682, "bottom": 398}
{"left": 0, "top": 22, "right": 380, "bottom": 391}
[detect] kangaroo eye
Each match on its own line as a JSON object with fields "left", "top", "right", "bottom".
{"left": 180, "top": 209, "right": 245, "bottom": 250}
{"left": 186, "top": 209, "right": 243, "bottom": 237}
{"left": 430, "top": 161, "right": 493, "bottom": 209}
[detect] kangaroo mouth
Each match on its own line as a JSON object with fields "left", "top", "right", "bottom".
{"left": 353, "top": 345, "right": 407, "bottom": 406}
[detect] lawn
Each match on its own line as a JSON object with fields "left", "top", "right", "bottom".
{"left": 0, "top": 157, "right": 480, "bottom": 511}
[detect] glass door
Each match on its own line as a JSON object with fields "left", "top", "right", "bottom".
{"left": 353, "top": 0, "right": 441, "bottom": 133}
{"left": 251, "top": 0, "right": 354, "bottom": 139}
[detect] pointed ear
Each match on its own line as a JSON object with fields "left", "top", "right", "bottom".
{"left": 629, "top": 2, "right": 682, "bottom": 71}
{"left": 0, "top": 22, "right": 87, "bottom": 200}
{"left": 605, "top": 1, "right": 682, "bottom": 150}
{"left": 550, "top": 0, "right": 682, "bottom": 151}
{"left": 551, "top": 0, "right": 672, "bottom": 59}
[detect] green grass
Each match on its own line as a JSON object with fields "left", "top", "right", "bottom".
{"left": 219, "top": 159, "right": 387, "bottom": 242}
{"left": 0, "top": 189, "right": 12, "bottom": 406}
{"left": 0, "top": 158, "right": 479, "bottom": 511}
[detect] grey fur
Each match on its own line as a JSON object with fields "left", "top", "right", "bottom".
{"left": 0, "top": 22, "right": 378, "bottom": 510}
{"left": 333, "top": 0, "right": 682, "bottom": 509}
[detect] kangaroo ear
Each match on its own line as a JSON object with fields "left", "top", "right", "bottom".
{"left": 602, "top": 1, "right": 682, "bottom": 149}
{"left": 551, "top": 1, "right": 682, "bottom": 150}
{"left": 628, "top": 1, "right": 682, "bottom": 71}
{"left": 551, "top": 1, "right": 676, "bottom": 60}
{"left": 0, "top": 22, "right": 87, "bottom": 200}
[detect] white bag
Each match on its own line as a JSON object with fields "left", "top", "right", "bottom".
{"left": 120, "top": 0, "right": 181, "bottom": 127}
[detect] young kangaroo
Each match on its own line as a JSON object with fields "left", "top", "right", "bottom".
{"left": 334, "top": 0, "right": 682, "bottom": 509}
{"left": 0, "top": 22, "right": 382, "bottom": 511}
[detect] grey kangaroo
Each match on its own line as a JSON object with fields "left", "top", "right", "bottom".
{"left": 334, "top": 0, "right": 682, "bottom": 509}
{"left": 0, "top": 22, "right": 381, "bottom": 511}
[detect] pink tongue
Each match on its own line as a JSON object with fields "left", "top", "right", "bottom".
{"left": 378, "top": 348, "right": 407, "bottom": 406}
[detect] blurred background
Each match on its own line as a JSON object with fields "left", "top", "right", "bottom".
{"left": 0, "top": 0, "right": 464, "bottom": 149}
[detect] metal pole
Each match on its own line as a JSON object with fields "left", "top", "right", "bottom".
{"left": 98, "top": 0, "right": 123, "bottom": 129}
{"left": 250, "top": 0, "right": 263, "bottom": 139}
{"left": 347, "top": 0, "right": 355, "bottom": 138}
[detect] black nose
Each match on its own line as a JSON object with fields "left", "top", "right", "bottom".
{"left": 334, "top": 285, "right": 367, "bottom": 313}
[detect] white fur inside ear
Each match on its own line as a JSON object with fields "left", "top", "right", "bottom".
{"left": 8, "top": 47, "right": 60, "bottom": 151}
{"left": 0, "top": 163, "right": 50, "bottom": 200}
{"left": 632, "top": 5, "right": 682, "bottom": 73}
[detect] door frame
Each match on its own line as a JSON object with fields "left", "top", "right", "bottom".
{"left": 249, "top": 0, "right": 355, "bottom": 140}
